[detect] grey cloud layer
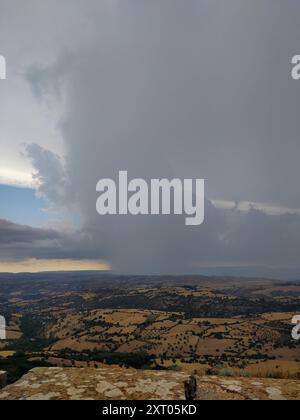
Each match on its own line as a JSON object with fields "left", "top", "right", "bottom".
{"left": 0, "top": 219, "right": 101, "bottom": 261}
{"left": 2, "top": 0, "right": 300, "bottom": 275}
{"left": 0, "top": 219, "right": 62, "bottom": 261}
{"left": 0, "top": 219, "right": 59, "bottom": 245}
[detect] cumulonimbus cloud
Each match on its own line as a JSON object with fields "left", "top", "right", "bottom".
{"left": 16, "top": 0, "right": 300, "bottom": 276}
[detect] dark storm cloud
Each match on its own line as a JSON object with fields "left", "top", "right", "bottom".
{"left": 0, "top": 219, "right": 102, "bottom": 262}
{"left": 0, "top": 218, "right": 62, "bottom": 261}
{"left": 0, "top": 219, "right": 60, "bottom": 245}
{"left": 5, "top": 0, "right": 300, "bottom": 275}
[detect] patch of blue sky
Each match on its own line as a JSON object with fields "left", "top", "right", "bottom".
{"left": 0, "top": 184, "right": 49, "bottom": 227}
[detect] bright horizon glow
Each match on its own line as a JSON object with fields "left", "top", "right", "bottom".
{"left": 0, "top": 258, "right": 111, "bottom": 273}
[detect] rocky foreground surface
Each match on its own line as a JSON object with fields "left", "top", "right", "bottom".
{"left": 0, "top": 366, "right": 299, "bottom": 400}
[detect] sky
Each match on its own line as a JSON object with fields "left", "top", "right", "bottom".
{"left": 0, "top": 185, "right": 48, "bottom": 227}
{"left": 1, "top": 0, "right": 300, "bottom": 277}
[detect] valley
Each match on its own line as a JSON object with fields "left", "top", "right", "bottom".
{"left": 0, "top": 273, "right": 299, "bottom": 384}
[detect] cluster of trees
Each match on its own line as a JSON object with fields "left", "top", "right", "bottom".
{"left": 56, "top": 349, "right": 155, "bottom": 369}
{"left": 0, "top": 352, "right": 50, "bottom": 384}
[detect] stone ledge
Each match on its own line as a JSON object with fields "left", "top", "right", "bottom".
{"left": 0, "top": 367, "right": 189, "bottom": 400}
{"left": 0, "top": 367, "right": 299, "bottom": 400}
